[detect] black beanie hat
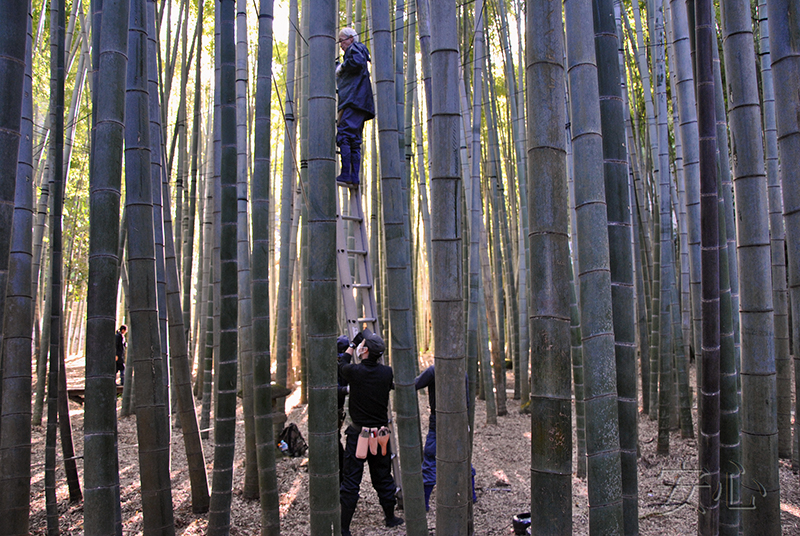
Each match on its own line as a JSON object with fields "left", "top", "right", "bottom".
{"left": 337, "top": 335, "right": 350, "bottom": 354}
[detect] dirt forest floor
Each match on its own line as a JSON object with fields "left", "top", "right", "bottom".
{"left": 28, "top": 353, "right": 800, "bottom": 535}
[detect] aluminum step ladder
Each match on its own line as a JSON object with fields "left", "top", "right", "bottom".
{"left": 335, "top": 180, "right": 403, "bottom": 502}
{"left": 336, "top": 181, "right": 380, "bottom": 339}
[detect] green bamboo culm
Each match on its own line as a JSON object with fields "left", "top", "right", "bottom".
{"left": 695, "top": 0, "right": 721, "bottom": 530}
{"left": 757, "top": 0, "right": 792, "bottom": 463}
{"left": 496, "top": 0, "right": 529, "bottom": 406}
{"left": 251, "top": 0, "right": 280, "bottom": 531}
{"left": 234, "top": 0, "right": 259, "bottom": 501}
{"left": 715, "top": 169, "right": 739, "bottom": 535}
{"left": 305, "top": 0, "right": 339, "bottom": 532}
{"left": 527, "top": 0, "right": 573, "bottom": 530}
{"left": 0, "top": 0, "right": 28, "bottom": 386}
{"left": 371, "top": 0, "right": 428, "bottom": 529}
{"left": 145, "top": 0, "right": 210, "bottom": 514}
{"left": 207, "top": 0, "right": 239, "bottom": 533}
{"left": 565, "top": 0, "right": 624, "bottom": 530}
{"left": 648, "top": 206, "right": 662, "bottom": 423}
{"left": 721, "top": 0, "right": 780, "bottom": 532}
{"left": 570, "top": 260, "right": 587, "bottom": 480}
{"left": 83, "top": 0, "right": 128, "bottom": 531}
{"left": 591, "top": 0, "right": 637, "bottom": 528}
{"left": 45, "top": 1, "right": 67, "bottom": 531}
{"left": 466, "top": 0, "right": 496, "bottom": 427}
{"left": 0, "top": 5, "right": 34, "bottom": 533}
{"left": 664, "top": 0, "right": 695, "bottom": 442}
{"left": 184, "top": 1, "right": 205, "bottom": 349}
{"left": 428, "top": 0, "right": 469, "bottom": 533}
{"left": 654, "top": 0, "right": 675, "bottom": 459}
{"left": 125, "top": 0, "right": 175, "bottom": 532}
{"left": 273, "top": 0, "right": 300, "bottom": 441}
{"left": 764, "top": 0, "right": 800, "bottom": 487}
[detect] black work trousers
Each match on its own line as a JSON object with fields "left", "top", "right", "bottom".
{"left": 340, "top": 427, "right": 397, "bottom": 512}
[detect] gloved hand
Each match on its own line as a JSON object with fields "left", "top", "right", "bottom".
{"left": 352, "top": 332, "right": 364, "bottom": 346}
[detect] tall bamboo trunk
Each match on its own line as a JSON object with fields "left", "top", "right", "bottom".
{"left": 183, "top": 2, "right": 204, "bottom": 348}
{"left": 273, "top": 0, "right": 299, "bottom": 438}
{"left": 371, "top": 0, "right": 428, "bottom": 528}
{"left": 0, "top": 7, "right": 34, "bottom": 532}
{"left": 297, "top": 0, "right": 309, "bottom": 407}
{"left": 251, "top": 0, "right": 280, "bottom": 532}
{"left": 565, "top": 0, "right": 624, "bottom": 530}
{"left": 207, "top": 0, "right": 240, "bottom": 532}
{"left": 428, "top": 4, "right": 470, "bottom": 532}
{"left": 83, "top": 0, "right": 127, "bottom": 531}
{"left": 664, "top": 2, "right": 695, "bottom": 441}
{"left": 0, "top": 0, "right": 29, "bottom": 409}
{"left": 143, "top": 0, "right": 211, "bottom": 514}
{"left": 695, "top": 0, "right": 720, "bottom": 530}
{"left": 173, "top": 0, "right": 188, "bottom": 279}
{"left": 653, "top": 0, "right": 675, "bottom": 458}
{"left": 125, "top": 0, "right": 175, "bottom": 533}
{"left": 466, "top": 0, "right": 495, "bottom": 426}
{"left": 198, "top": 104, "right": 215, "bottom": 436}
{"left": 721, "top": 0, "right": 780, "bottom": 531}
{"left": 45, "top": 0, "right": 80, "bottom": 529}
{"left": 304, "top": 1, "right": 338, "bottom": 532}
{"left": 233, "top": 0, "right": 258, "bottom": 500}
{"left": 592, "top": 0, "right": 637, "bottom": 528}
{"left": 527, "top": 0, "right": 573, "bottom": 529}
{"left": 764, "top": 0, "right": 800, "bottom": 487}
{"left": 714, "top": 172, "right": 740, "bottom": 535}
{"left": 757, "top": 0, "right": 791, "bottom": 462}
{"left": 648, "top": 205, "right": 662, "bottom": 422}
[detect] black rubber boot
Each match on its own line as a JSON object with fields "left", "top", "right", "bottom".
{"left": 382, "top": 504, "right": 404, "bottom": 528}
{"left": 336, "top": 145, "right": 353, "bottom": 184}
{"left": 350, "top": 144, "right": 361, "bottom": 186}
{"left": 341, "top": 506, "right": 355, "bottom": 536}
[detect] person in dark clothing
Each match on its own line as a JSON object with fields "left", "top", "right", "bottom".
{"left": 415, "top": 364, "right": 477, "bottom": 511}
{"left": 335, "top": 27, "right": 374, "bottom": 186}
{"left": 338, "top": 329, "right": 403, "bottom": 536}
{"left": 337, "top": 335, "right": 351, "bottom": 483}
{"left": 115, "top": 325, "right": 127, "bottom": 386}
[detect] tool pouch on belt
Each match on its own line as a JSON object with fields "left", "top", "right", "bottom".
{"left": 355, "top": 427, "right": 370, "bottom": 459}
{"left": 377, "top": 426, "right": 391, "bottom": 456}
{"left": 368, "top": 428, "right": 379, "bottom": 455}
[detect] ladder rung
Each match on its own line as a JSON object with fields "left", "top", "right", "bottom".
{"left": 342, "top": 214, "right": 362, "bottom": 222}
{"left": 358, "top": 317, "right": 377, "bottom": 323}
{"left": 352, "top": 283, "right": 372, "bottom": 289}
{"left": 337, "top": 181, "right": 357, "bottom": 188}
{"left": 347, "top": 248, "right": 367, "bottom": 255}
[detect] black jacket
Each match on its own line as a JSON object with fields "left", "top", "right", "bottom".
{"left": 415, "top": 365, "right": 436, "bottom": 430}
{"left": 336, "top": 40, "right": 375, "bottom": 119}
{"left": 115, "top": 330, "right": 126, "bottom": 361}
{"left": 339, "top": 353, "right": 393, "bottom": 429}
{"left": 337, "top": 351, "right": 350, "bottom": 410}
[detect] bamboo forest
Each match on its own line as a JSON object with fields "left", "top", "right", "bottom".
{"left": 1, "top": 0, "right": 800, "bottom": 534}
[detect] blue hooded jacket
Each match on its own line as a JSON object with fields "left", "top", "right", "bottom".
{"left": 337, "top": 40, "right": 375, "bottom": 119}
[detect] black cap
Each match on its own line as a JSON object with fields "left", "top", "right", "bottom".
{"left": 337, "top": 335, "right": 350, "bottom": 354}
{"left": 362, "top": 328, "right": 385, "bottom": 357}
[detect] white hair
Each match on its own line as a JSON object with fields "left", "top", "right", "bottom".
{"left": 339, "top": 27, "right": 358, "bottom": 42}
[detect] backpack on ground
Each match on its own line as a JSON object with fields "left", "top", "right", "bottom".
{"left": 278, "top": 423, "right": 308, "bottom": 457}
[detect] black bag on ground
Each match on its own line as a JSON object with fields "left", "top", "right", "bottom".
{"left": 278, "top": 423, "right": 308, "bottom": 457}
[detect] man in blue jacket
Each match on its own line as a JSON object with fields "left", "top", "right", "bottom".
{"left": 415, "top": 364, "right": 478, "bottom": 511}
{"left": 335, "top": 27, "right": 375, "bottom": 186}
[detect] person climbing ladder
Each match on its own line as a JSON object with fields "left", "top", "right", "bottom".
{"left": 335, "top": 27, "right": 374, "bottom": 186}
